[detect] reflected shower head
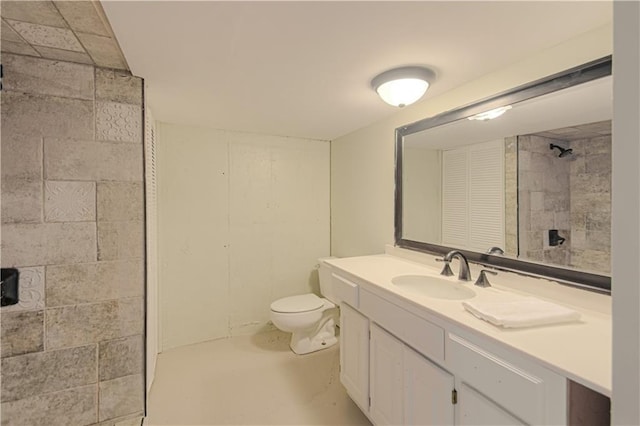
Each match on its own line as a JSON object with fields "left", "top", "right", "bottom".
{"left": 549, "top": 143, "right": 573, "bottom": 158}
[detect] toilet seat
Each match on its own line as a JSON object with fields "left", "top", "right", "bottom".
{"left": 270, "top": 294, "right": 324, "bottom": 313}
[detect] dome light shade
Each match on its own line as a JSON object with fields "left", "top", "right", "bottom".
{"left": 371, "top": 66, "right": 435, "bottom": 107}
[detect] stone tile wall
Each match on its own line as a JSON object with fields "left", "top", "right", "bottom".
{"left": 504, "top": 136, "right": 518, "bottom": 256}
{"left": 1, "top": 53, "right": 145, "bottom": 425}
{"left": 517, "top": 132, "right": 611, "bottom": 274}
{"left": 518, "top": 135, "right": 571, "bottom": 265}
{"left": 569, "top": 136, "right": 611, "bottom": 273}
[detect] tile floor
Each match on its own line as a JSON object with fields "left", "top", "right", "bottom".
{"left": 145, "top": 330, "right": 371, "bottom": 425}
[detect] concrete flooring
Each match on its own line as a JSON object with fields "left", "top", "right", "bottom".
{"left": 145, "top": 330, "right": 371, "bottom": 425}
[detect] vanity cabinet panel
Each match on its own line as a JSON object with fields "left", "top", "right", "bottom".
{"left": 457, "top": 383, "right": 525, "bottom": 426}
{"left": 360, "top": 288, "right": 445, "bottom": 363}
{"left": 404, "top": 345, "right": 455, "bottom": 426}
{"left": 448, "top": 333, "right": 566, "bottom": 425}
{"left": 340, "top": 303, "right": 369, "bottom": 412}
{"left": 333, "top": 273, "right": 359, "bottom": 307}
{"left": 334, "top": 269, "right": 568, "bottom": 426}
{"left": 369, "top": 324, "right": 404, "bottom": 425}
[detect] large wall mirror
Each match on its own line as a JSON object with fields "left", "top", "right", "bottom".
{"left": 395, "top": 57, "right": 611, "bottom": 291}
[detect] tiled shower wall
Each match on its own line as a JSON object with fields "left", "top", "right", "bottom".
{"left": 517, "top": 133, "right": 611, "bottom": 274}
{"left": 0, "top": 53, "right": 145, "bottom": 425}
{"left": 569, "top": 135, "right": 611, "bottom": 273}
{"left": 518, "top": 134, "right": 571, "bottom": 266}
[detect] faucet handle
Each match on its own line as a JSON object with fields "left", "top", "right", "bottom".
{"left": 474, "top": 269, "right": 497, "bottom": 288}
{"left": 436, "top": 257, "right": 454, "bottom": 276}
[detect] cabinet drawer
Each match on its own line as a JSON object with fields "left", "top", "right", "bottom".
{"left": 360, "top": 289, "right": 444, "bottom": 363}
{"left": 332, "top": 273, "right": 359, "bottom": 308}
{"left": 447, "top": 333, "right": 544, "bottom": 425}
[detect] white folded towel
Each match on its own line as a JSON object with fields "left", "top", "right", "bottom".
{"left": 462, "top": 296, "right": 581, "bottom": 328}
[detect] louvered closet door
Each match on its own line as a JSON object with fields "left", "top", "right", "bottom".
{"left": 144, "top": 102, "right": 159, "bottom": 393}
{"left": 468, "top": 141, "right": 504, "bottom": 252}
{"left": 442, "top": 149, "right": 468, "bottom": 247}
{"left": 441, "top": 140, "right": 505, "bottom": 252}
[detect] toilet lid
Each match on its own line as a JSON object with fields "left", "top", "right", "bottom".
{"left": 271, "top": 294, "right": 324, "bottom": 313}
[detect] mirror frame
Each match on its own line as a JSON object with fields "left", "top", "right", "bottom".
{"left": 394, "top": 56, "right": 612, "bottom": 292}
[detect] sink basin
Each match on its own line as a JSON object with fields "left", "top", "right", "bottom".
{"left": 391, "top": 275, "right": 476, "bottom": 300}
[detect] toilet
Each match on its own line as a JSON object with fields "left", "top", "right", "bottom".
{"left": 270, "top": 258, "right": 338, "bottom": 355}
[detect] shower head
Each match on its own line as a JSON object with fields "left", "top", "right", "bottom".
{"left": 549, "top": 143, "right": 573, "bottom": 158}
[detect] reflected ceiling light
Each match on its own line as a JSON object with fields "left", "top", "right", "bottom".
{"left": 371, "top": 66, "right": 435, "bottom": 108}
{"left": 468, "top": 105, "right": 512, "bottom": 121}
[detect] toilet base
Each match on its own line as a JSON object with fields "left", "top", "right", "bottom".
{"left": 290, "top": 316, "right": 337, "bottom": 355}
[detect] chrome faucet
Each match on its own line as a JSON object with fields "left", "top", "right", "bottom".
{"left": 486, "top": 246, "right": 504, "bottom": 255}
{"left": 441, "top": 250, "right": 472, "bottom": 281}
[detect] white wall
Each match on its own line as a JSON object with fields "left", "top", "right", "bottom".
{"left": 402, "top": 147, "right": 441, "bottom": 243}
{"left": 330, "top": 24, "right": 612, "bottom": 257}
{"left": 157, "top": 123, "right": 330, "bottom": 350}
{"left": 612, "top": 3, "right": 640, "bottom": 424}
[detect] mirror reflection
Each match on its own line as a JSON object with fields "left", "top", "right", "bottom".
{"left": 400, "top": 73, "right": 612, "bottom": 277}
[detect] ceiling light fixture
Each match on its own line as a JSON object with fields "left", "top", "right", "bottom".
{"left": 468, "top": 105, "right": 512, "bottom": 121}
{"left": 371, "top": 66, "right": 435, "bottom": 108}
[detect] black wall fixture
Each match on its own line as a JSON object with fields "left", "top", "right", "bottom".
{"left": 1, "top": 268, "right": 19, "bottom": 306}
{"left": 549, "top": 230, "right": 566, "bottom": 246}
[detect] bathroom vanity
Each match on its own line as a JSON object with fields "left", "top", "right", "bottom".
{"left": 327, "top": 247, "right": 611, "bottom": 425}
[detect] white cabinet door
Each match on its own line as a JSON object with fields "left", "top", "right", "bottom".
{"left": 370, "top": 324, "right": 404, "bottom": 425}
{"left": 404, "top": 346, "right": 455, "bottom": 426}
{"left": 458, "top": 382, "right": 525, "bottom": 426}
{"left": 340, "top": 303, "right": 370, "bottom": 412}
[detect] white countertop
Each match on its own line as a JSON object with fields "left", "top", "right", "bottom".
{"left": 325, "top": 248, "right": 612, "bottom": 396}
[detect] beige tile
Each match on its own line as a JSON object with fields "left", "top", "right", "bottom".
{"left": 96, "top": 68, "right": 142, "bottom": 105}
{"left": 77, "top": 32, "right": 128, "bottom": 70}
{"left": 99, "top": 335, "right": 144, "bottom": 381}
{"left": 34, "top": 45, "right": 94, "bottom": 65}
{"left": 2, "top": 19, "right": 25, "bottom": 43}
{"left": 44, "top": 181, "right": 96, "bottom": 222}
{"left": 1, "top": 135, "right": 42, "bottom": 181}
{"left": 97, "top": 182, "right": 144, "bottom": 222}
{"left": 99, "top": 374, "right": 144, "bottom": 422}
{"left": 53, "top": 1, "right": 111, "bottom": 37}
{"left": 1, "top": 266, "right": 45, "bottom": 313}
{"left": 0, "top": 310, "right": 44, "bottom": 358}
{"left": 46, "top": 260, "right": 144, "bottom": 307}
{"left": 0, "top": 40, "right": 41, "bottom": 56}
{"left": 44, "top": 138, "right": 143, "bottom": 181}
{"left": 96, "top": 102, "right": 143, "bottom": 143}
{"left": 1, "top": 345, "right": 97, "bottom": 402}
{"left": 0, "top": 385, "right": 97, "bottom": 426}
{"left": 1, "top": 177, "right": 42, "bottom": 224}
{"left": 2, "top": 92, "right": 93, "bottom": 139}
{"left": 3, "top": 53, "right": 94, "bottom": 99}
{"left": 1, "top": 2, "right": 67, "bottom": 28}
{"left": 46, "top": 298, "right": 143, "bottom": 350}
{"left": 1, "top": 222, "right": 97, "bottom": 267}
{"left": 97, "top": 221, "right": 144, "bottom": 261}
{"left": 6, "top": 20, "right": 83, "bottom": 52}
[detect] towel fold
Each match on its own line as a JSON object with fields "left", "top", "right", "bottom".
{"left": 462, "top": 296, "right": 581, "bottom": 328}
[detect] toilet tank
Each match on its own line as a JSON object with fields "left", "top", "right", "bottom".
{"left": 318, "top": 257, "right": 337, "bottom": 303}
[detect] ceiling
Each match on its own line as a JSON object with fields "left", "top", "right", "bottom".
{"left": 405, "top": 75, "right": 613, "bottom": 150}
{"left": 1, "top": 1, "right": 128, "bottom": 70}
{"left": 102, "top": 1, "right": 612, "bottom": 141}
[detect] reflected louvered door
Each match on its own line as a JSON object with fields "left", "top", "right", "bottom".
{"left": 468, "top": 140, "right": 505, "bottom": 252}
{"left": 441, "top": 140, "right": 504, "bottom": 252}
{"left": 442, "top": 149, "right": 468, "bottom": 247}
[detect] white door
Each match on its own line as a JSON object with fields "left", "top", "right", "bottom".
{"left": 457, "top": 382, "right": 525, "bottom": 426}
{"left": 370, "top": 324, "right": 404, "bottom": 425}
{"left": 340, "top": 303, "right": 370, "bottom": 412}
{"left": 404, "top": 346, "right": 455, "bottom": 425}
